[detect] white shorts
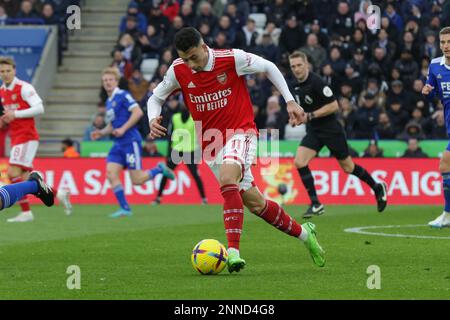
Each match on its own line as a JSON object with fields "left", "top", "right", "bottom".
{"left": 9, "top": 140, "right": 39, "bottom": 171}
{"left": 206, "top": 133, "right": 257, "bottom": 192}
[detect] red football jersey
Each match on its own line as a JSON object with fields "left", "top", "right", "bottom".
{"left": 155, "top": 48, "right": 258, "bottom": 150}
{"left": 0, "top": 78, "right": 40, "bottom": 146}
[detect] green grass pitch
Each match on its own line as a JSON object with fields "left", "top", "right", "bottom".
{"left": 0, "top": 204, "right": 448, "bottom": 299}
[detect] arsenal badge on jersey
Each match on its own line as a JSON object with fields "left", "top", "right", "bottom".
{"left": 217, "top": 72, "right": 227, "bottom": 85}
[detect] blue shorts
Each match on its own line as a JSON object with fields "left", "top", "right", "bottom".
{"left": 447, "top": 141, "right": 450, "bottom": 152}
{"left": 107, "top": 141, "right": 142, "bottom": 170}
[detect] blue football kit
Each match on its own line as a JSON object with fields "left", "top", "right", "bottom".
{"left": 426, "top": 55, "right": 450, "bottom": 216}
{"left": 426, "top": 56, "right": 450, "bottom": 149}
{"left": 105, "top": 88, "right": 143, "bottom": 170}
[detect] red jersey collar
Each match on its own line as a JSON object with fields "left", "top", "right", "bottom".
{"left": 189, "top": 47, "right": 214, "bottom": 73}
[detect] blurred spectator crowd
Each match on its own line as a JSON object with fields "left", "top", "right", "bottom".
{"left": 79, "top": 1, "right": 450, "bottom": 149}
{"left": 0, "top": 0, "right": 82, "bottom": 64}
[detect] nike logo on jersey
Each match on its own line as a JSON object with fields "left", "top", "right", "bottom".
{"left": 188, "top": 81, "right": 196, "bottom": 88}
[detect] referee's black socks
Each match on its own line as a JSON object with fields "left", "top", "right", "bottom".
{"left": 298, "top": 166, "right": 321, "bottom": 205}
{"left": 351, "top": 164, "right": 381, "bottom": 193}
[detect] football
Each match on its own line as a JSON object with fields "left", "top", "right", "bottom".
{"left": 191, "top": 239, "right": 228, "bottom": 275}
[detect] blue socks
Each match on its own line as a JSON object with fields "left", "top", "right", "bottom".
{"left": 0, "top": 181, "right": 38, "bottom": 210}
{"left": 113, "top": 185, "right": 130, "bottom": 211}
{"left": 148, "top": 166, "right": 163, "bottom": 179}
{"left": 442, "top": 173, "right": 450, "bottom": 212}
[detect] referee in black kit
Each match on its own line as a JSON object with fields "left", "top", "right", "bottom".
{"left": 288, "top": 51, "right": 387, "bottom": 218}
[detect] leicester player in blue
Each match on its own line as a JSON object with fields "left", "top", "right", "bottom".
{"left": 423, "top": 27, "right": 450, "bottom": 228}
{"left": 91, "top": 68, "right": 175, "bottom": 218}
{"left": 0, "top": 172, "right": 55, "bottom": 211}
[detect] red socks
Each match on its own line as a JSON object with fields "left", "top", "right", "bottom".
{"left": 257, "top": 200, "right": 302, "bottom": 238}
{"left": 221, "top": 184, "right": 303, "bottom": 249}
{"left": 11, "top": 177, "right": 30, "bottom": 212}
{"left": 220, "top": 184, "right": 244, "bottom": 250}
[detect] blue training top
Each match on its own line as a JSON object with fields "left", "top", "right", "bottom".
{"left": 105, "top": 87, "right": 142, "bottom": 145}
{"left": 426, "top": 56, "right": 450, "bottom": 136}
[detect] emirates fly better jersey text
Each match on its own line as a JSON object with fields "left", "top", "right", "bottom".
{"left": 153, "top": 48, "right": 263, "bottom": 150}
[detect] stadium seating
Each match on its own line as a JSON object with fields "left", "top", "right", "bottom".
{"left": 141, "top": 58, "right": 160, "bottom": 82}
{"left": 3, "top": 0, "right": 449, "bottom": 158}
{"left": 248, "top": 13, "right": 267, "bottom": 29}
{"left": 38, "top": 1, "right": 126, "bottom": 156}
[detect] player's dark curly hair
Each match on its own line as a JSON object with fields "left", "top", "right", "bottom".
{"left": 174, "top": 27, "right": 202, "bottom": 52}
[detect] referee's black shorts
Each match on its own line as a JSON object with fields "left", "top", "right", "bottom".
{"left": 300, "top": 122, "right": 350, "bottom": 160}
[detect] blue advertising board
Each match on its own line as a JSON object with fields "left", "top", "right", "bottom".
{"left": 0, "top": 28, "right": 49, "bottom": 83}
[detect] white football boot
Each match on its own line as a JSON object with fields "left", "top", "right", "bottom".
{"left": 428, "top": 212, "right": 450, "bottom": 228}
{"left": 7, "top": 211, "right": 34, "bottom": 223}
{"left": 57, "top": 188, "right": 73, "bottom": 215}
{"left": 441, "top": 213, "right": 450, "bottom": 228}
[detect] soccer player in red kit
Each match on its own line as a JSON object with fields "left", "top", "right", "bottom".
{"left": 147, "top": 28, "right": 325, "bottom": 272}
{"left": 0, "top": 57, "right": 72, "bottom": 222}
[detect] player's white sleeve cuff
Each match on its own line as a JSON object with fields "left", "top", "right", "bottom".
{"left": 147, "top": 94, "right": 164, "bottom": 123}
{"left": 14, "top": 102, "right": 44, "bottom": 118}
{"left": 128, "top": 103, "right": 139, "bottom": 111}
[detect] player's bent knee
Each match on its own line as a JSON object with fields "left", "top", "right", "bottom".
{"left": 219, "top": 174, "right": 240, "bottom": 186}
{"left": 243, "top": 197, "right": 266, "bottom": 215}
{"left": 7, "top": 166, "right": 22, "bottom": 179}
{"left": 439, "top": 163, "right": 450, "bottom": 173}
{"left": 342, "top": 165, "right": 353, "bottom": 174}
{"left": 439, "top": 153, "right": 450, "bottom": 172}
{"left": 338, "top": 159, "right": 354, "bottom": 174}
{"left": 247, "top": 202, "right": 265, "bottom": 215}
{"left": 130, "top": 177, "right": 145, "bottom": 185}
{"left": 243, "top": 200, "right": 256, "bottom": 214}
{"left": 106, "top": 171, "right": 120, "bottom": 183}
{"left": 439, "top": 161, "right": 450, "bottom": 173}
{"left": 294, "top": 157, "right": 307, "bottom": 168}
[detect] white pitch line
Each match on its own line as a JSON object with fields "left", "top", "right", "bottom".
{"left": 344, "top": 224, "right": 450, "bottom": 240}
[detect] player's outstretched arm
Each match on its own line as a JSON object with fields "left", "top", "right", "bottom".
{"left": 234, "top": 49, "right": 294, "bottom": 102}
{"left": 14, "top": 82, "right": 44, "bottom": 119}
{"left": 233, "top": 49, "right": 305, "bottom": 125}
{"left": 422, "top": 84, "right": 435, "bottom": 96}
{"left": 147, "top": 64, "right": 180, "bottom": 139}
{"left": 286, "top": 101, "right": 306, "bottom": 126}
{"left": 304, "top": 100, "right": 340, "bottom": 123}
{"left": 423, "top": 66, "right": 437, "bottom": 98}
{"left": 149, "top": 115, "right": 167, "bottom": 139}
{"left": 91, "top": 123, "right": 113, "bottom": 140}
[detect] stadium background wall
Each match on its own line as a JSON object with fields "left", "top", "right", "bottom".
{"left": 0, "top": 158, "right": 441, "bottom": 205}
{"left": 81, "top": 140, "right": 448, "bottom": 158}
